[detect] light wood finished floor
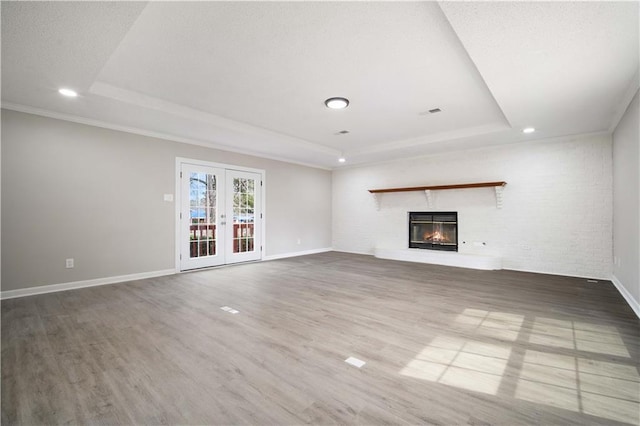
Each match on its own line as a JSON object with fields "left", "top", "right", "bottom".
{"left": 2, "top": 252, "right": 639, "bottom": 425}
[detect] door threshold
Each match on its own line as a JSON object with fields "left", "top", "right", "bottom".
{"left": 179, "top": 259, "right": 263, "bottom": 273}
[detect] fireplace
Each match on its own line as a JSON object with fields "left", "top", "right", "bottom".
{"left": 409, "top": 212, "right": 458, "bottom": 251}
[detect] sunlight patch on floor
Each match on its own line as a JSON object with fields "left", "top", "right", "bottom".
{"left": 516, "top": 350, "right": 640, "bottom": 425}
{"left": 401, "top": 309, "right": 639, "bottom": 425}
{"left": 399, "top": 336, "right": 511, "bottom": 395}
{"left": 454, "top": 308, "right": 524, "bottom": 341}
{"left": 529, "top": 318, "right": 630, "bottom": 357}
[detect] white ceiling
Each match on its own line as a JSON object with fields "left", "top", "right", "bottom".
{"left": 2, "top": 1, "right": 638, "bottom": 169}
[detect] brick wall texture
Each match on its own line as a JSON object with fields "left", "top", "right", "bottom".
{"left": 332, "top": 134, "right": 612, "bottom": 279}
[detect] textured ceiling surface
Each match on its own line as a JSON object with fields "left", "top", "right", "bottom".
{"left": 440, "top": 1, "right": 639, "bottom": 137}
{"left": 2, "top": 1, "right": 638, "bottom": 168}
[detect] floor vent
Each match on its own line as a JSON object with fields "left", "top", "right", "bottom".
{"left": 344, "top": 357, "right": 366, "bottom": 368}
{"left": 220, "top": 306, "right": 239, "bottom": 314}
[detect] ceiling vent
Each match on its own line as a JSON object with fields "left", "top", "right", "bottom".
{"left": 419, "top": 108, "right": 442, "bottom": 116}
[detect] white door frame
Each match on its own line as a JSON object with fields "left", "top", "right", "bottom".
{"left": 175, "top": 157, "right": 266, "bottom": 272}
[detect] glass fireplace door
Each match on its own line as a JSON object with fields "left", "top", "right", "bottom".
{"left": 409, "top": 212, "right": 458, "bottom": 251}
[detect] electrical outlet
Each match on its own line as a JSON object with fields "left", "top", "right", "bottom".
{"left": 65, "top": 258, "right": 74, "bottom": 269}
{"left": 297, "top": 238, "right": 301, "bottom": 245}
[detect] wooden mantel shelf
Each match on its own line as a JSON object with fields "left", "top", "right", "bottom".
{"left": 368, "top": 181, "right": 506, "bottom": 194}
{"left": 368, "top": 181, "right": 507, "bottom": 209}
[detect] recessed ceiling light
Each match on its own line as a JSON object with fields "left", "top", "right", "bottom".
{"left": 338, "top": 157, "right": 346, "bottom": 163}
{"left": 58, "top": 88, "right": 78, "bottom": 97}
{"left": 325, "top": 97, "right": 349, "bottom": 109}
{"left": 522, "top": 127, "right": 535, "bottom": 133}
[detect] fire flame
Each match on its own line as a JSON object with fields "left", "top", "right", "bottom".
{"left": 423, "top": 231, "right": 445, "bottom": 241}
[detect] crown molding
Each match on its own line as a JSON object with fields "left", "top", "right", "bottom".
{"left": 335, "top": 130, "right": 611, "bottom": 171}
{"left": 609, "top": 68, "right": 639, "bottom": 133}
{"left": 89, "top": 81, "right": 340, "bottom": 157}
{"left": 1, "top": 102, "right": 332, "bottom": 171}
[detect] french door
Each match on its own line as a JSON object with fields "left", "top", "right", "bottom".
{"left": 179, "top": 161, "right": 262, "bottom": 271}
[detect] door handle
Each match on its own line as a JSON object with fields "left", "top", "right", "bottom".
{"left": 220, "top": 221, "right": 226, "bottom": 225}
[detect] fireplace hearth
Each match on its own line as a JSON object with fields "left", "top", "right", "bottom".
{"left": 409, "top": 212, "right": 458, "bottom": 252}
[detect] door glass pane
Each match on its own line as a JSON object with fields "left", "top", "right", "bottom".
{"left": 232, "top": 177, "right": 256, "bottom": 253}
{"left": 189, "top": 172, "right": 217, "bottom": 258}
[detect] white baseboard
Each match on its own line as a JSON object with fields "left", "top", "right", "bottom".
{"left": 263, "top": 247, "right": 332, "bottom": 261}
{"left": 0, "top": 269, "right": 176, "bottom": 300}
{"left": 611, "top": 275, "right": 640, "bottom": 319}
{"left": 502, "top": 267, "right": 610, "bottom": 281}
{"left": 331, "top": 249, "right": 374, "bottom": 256}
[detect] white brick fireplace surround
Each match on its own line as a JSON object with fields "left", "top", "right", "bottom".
{"left": 332, "top": 133, "right": 613, "bottom": 280}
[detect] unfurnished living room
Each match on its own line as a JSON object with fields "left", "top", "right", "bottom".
{"left": 1, "top": 1, "right": 639, "bottom": 425}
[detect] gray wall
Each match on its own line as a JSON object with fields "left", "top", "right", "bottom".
{"left": 1, "top": 109, "right": 332, "bottom": 291}
{"left": 612, "top": 90, "right": 640, "bottom": 305}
